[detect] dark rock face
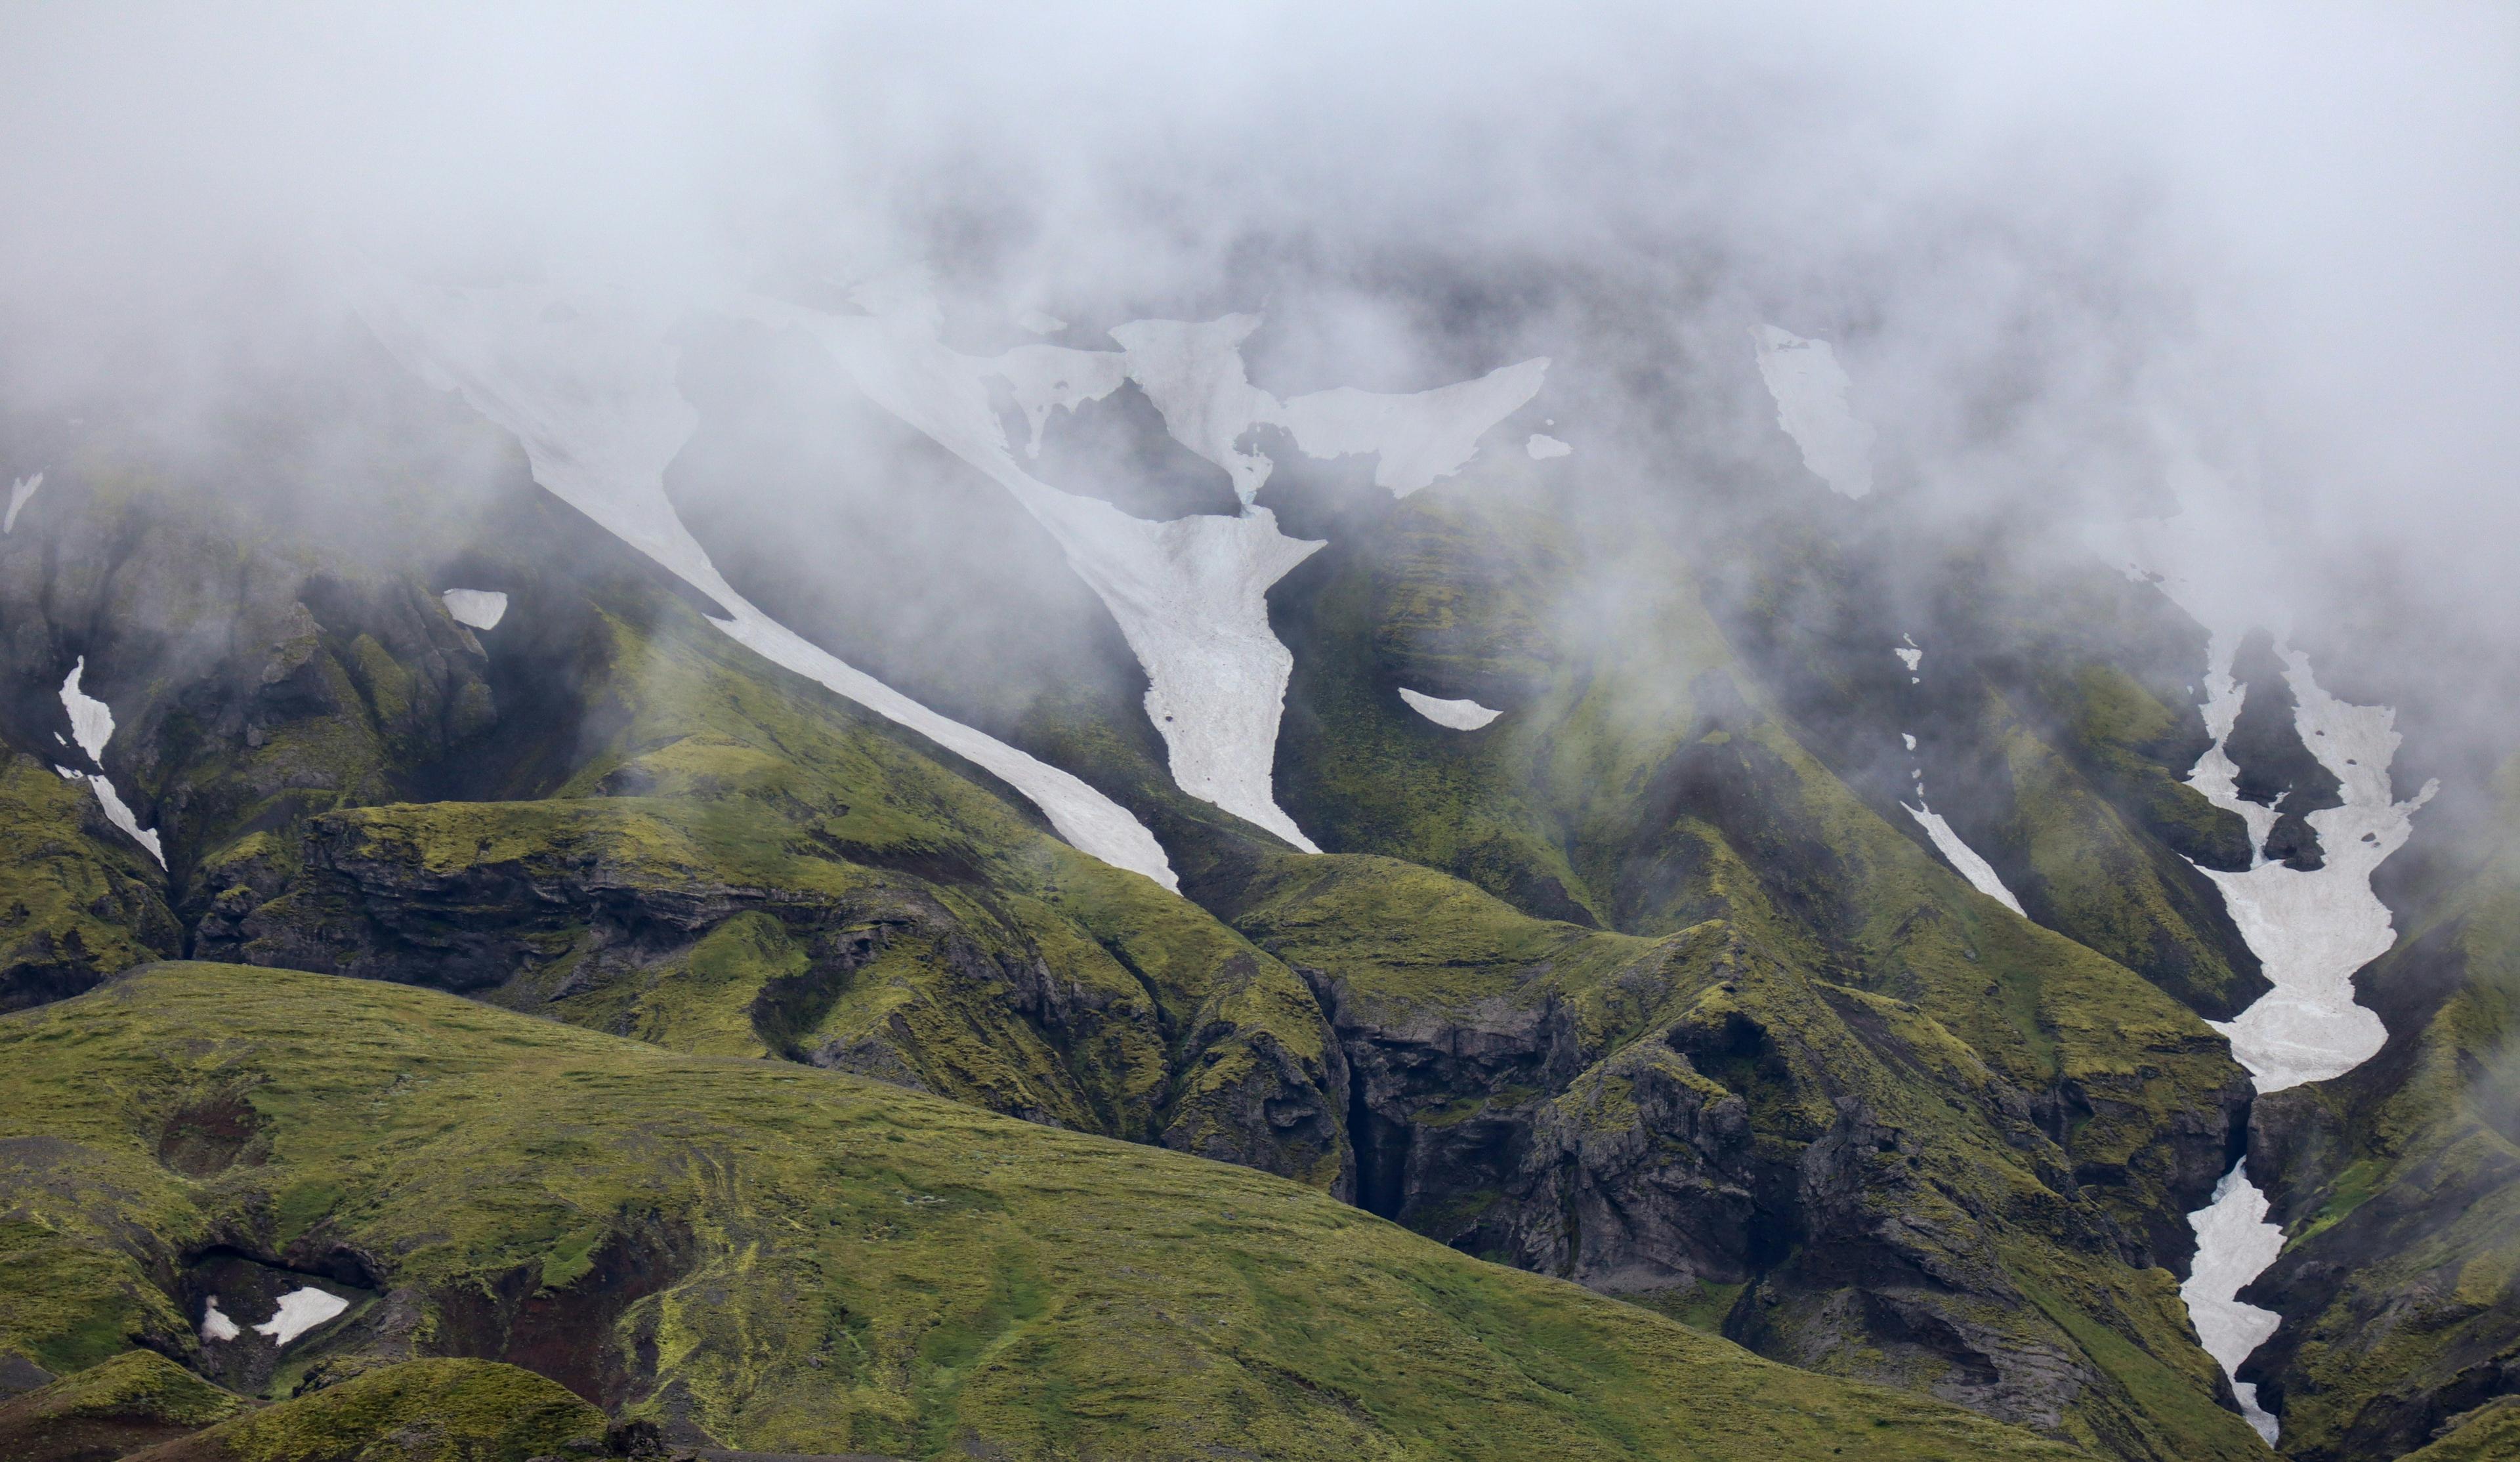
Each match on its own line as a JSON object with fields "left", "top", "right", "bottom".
{"left": 1271, "top": 897, "right": 2252, "bottom": 1457}
{"left": 203, "top": 797, "right": 1353, "bottom": 1197}
{"left": 2224, "top": 629, "right": 2345, "bottom": 871}
{"left": 176, "top": 1251, "right": 369, "bottom": 1396}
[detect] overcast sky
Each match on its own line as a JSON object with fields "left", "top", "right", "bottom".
{"left": 3, "top": 3, "right": 2513, "bottom": 671}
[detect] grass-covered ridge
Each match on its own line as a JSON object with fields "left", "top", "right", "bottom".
{"left": 132, "top": 1358, "right": 602, "bottom": 1462}
{"left": 0, "top": 961, "right": 2086, "bottom": 1461}
{"left": 0, "top": 1348, "right": 246, "bottom": 1461}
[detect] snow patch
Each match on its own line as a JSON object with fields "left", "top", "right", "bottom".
{"left": 1900, "top": 732, "right": 1918, "bottom": 751}
{"left": 1902, "top": 801, "right": 2026, "bottom": 915}
{"left": 990, "top": 343, "right": 1129, "bottom": 457}
{"left": 356, "top": 276, "right": 1179, "bottom": 890}
{"left": 253, "top": 1287, "right": 349, "bottom": 1347}
{"left": 1398, "top": 688, "right": 1502, "bottom": 731}
{"left": 1277, "top": 358, "right": 1549, "bottom": 496}
{"left": 2181, "top": 1163, "right": 2286, "bottom": 1445}
{"left": 57, "top": 658, "right": 164, "bottom": 866}
{"left": 2172, "top": 633, "right": 2433, "bottom": 1447}
{"left": 1107, "top": 316, "right": 1282, "bottom": 504}
{"left": 60, "top": 658, "right": 114, "bottom": 762}
{"left": 751, "top": 295, "right": 1325, "bottom": 850}
{"left": 1017, "top": 308, "right": 1067, "bottom": 335}
{"left": 5, "top": 471, "right": 41, "bottom": 532}
{"left": 200, "top": 1297, "right": 240, "bottom": 1343}
{"left": 2189, "top": 637, "right": 2433, "bottom": 1092}
{"left": 1526, "top": 433, "right": 1571, "bottom": 460}
{"left": 1895, "top": 635, "right": 1922, "bottom": 675}
{"left": 441, "top": 589, "right": 508, "bottom": 631}
{"left": 1106, "top": 314, "right": 1547, "bottom": 504}
{"left": 1752, "top": 324, "right": 1874, "bottom": 499}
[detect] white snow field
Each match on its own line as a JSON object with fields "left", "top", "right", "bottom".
{"left": 742, "top": 294, "right": 1327, "bottom": 850}
{"left": 355, "top": 277, "right": 1179, "bottom": 892}
{"left": 2187, "top": 638, "right": 2435, "bottom": 1092}
{"left": 56, "top": 657, "right": 164, "bottom": 866}
{"left": 1900, "top": 800, "right": 2026, "bottom": 915}
{"left": 5, "top": 470, "right": 41, "bottom": 532}
{"left": 1886, "top": 637, "right": 2015, "bottom": 909}
{"left": 1276, "top": 360, "right": 1550, "bottom": 495}
{"left": 1106, "top": 316, "right": 1286, "bottom": 505}
{"left": 200, "top": 1297, "right": 240, "bottom": 1343}
{"left": 1752, "top": 324, "right": 1874, "bottom": 499}
{"left": 749, "top": 293, "right": 1553, "bottom": 850}
{"left": 2182, "top": 1161, "right": 2287, "bottom": 1444}
{"left": 440, "top": 588, "right": 508, "bottom": 631}
{"left": 990, "top": 342, "right": 1130, "bottom": 458}
{"left": 1397, "top": 688, "right": 1502, "bottom": 730}
{"left": 1526, "top": 433, "right": 1572, "bottom": 460}
{"left": 253, "top": 1287, "right": 350, "bottom": 1347}
{"left": 1106, "top": 315, "right": 1548, "bottom": 504}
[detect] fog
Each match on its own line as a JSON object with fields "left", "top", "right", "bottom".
{"left": 3, "top": 1, "right": 2515, "bottom": 825}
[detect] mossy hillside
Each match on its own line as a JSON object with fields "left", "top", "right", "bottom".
{"left": 127, "top": 1358, "right": 602, "bottom": 1462}
{"left": 0, "top": 753, "right": 182, "bottom": 1012}
{"left": 1270, "top": 481, "right": 1619, "bottom": 925}
{"left": 2400, "top": 1396, "right": 2520, "bottom": 1461}
{"left": 2021, "top": 661, "right": 2252, "bottom": 873}
{"left": 1227, "top": 852, "right": 2259, "bottom": 1460}
{"left": 1271, "top": 478, "right": 1767, "bottom": 934}
{"left": 0, "top": 1349, "right": 247, "bottom": 1462}
{"left": 0, "top": 964, "right": 2084, "bottom": 1461}
{"left": 1690, "top": 506, "right": 2262, "bottom": 1020}
{"left": 0, "top": 471, "right": 509, "bottom": 974}
{"left": 1987, "top": 703, "right": 2265, "bottom": 1020}
{"left": 1263, "top": 474, "right": 2261, "bottom": 1060}
{"left": 1238, "top": 715, "right": 2249, "bottom": 1256}
{"left": 213, "top": 586, "right": 1349, "bottom": 1191}
{"left": 1620, "top": 708, "right": 2244, "bottom": 1230}
{"left": 2239, "top": 795, "right": 2520, "bottom": 1461}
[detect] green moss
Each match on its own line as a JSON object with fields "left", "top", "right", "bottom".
{"left": 0, "top": 754, "right": 179, "bottom": 1010}
{"left": 1221, "top": 794, "right": 2249, "bottom": 1457}
{"left": 146, "top": 1358, "right": 601, "bottom": 1462}
{"left": 2401, "top": 1396, "right": 2520, "bottom": 1461}
{"left": 0, "top": 963, "right": 2082, "bottom": 1461}
{"left": 1624, "top": 1279, "right": 1748, "bottom": 1334}
{"left": 0, "top": 1349, "right": 247, "bottom": 1462}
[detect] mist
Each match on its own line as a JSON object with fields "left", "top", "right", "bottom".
{"left": 4, "top": 1, "right": 2516, "bottom": 827}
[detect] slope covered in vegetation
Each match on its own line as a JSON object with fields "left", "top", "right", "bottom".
{"left": 0, "top": 962, "right": 2084, "bottom": 1461}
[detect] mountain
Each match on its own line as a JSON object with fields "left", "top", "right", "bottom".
{"left": 0, "top": 293, "right": 2504, "bottom": 1461}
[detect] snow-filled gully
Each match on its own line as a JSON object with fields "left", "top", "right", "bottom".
{"left": 56, "top": 657, "right": 163, "bottom": 867}
{"left": 742, "top": 288, "right": 1544, "bottom": 852}
{"left": 2174, "top": 633, "right": 2434, "bottom": 1446}
{"left": 1750, "top": 323, "right": 2376, "bottom": 1444}
{"left": 1889, "top": 637, "right": 2027, "bottom": 915}
{"left": 356, "top": 276, "right": 1182, "bottom": 891}
{"left": 360, "top": 275, "right": 1545, "bottom": 881}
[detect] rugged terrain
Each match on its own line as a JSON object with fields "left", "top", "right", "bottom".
{"left": 0, "top": 322, "right": 2508, "bottom": 1460}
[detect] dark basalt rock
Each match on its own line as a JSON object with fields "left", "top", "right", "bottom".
{"left": 2224, "top": 629, "right": 2345, "bottom": 871}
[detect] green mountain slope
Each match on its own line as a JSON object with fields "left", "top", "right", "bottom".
{"left": 0, "top": 963, "right": 2085, "bottom": 1461}
{"left": 0, "top": 455, "right": 2290, "bottom": 1457}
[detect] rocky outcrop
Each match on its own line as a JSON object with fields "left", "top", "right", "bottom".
{"left": 1241, "top": 848, "right": 2257, "bottom": 1460}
